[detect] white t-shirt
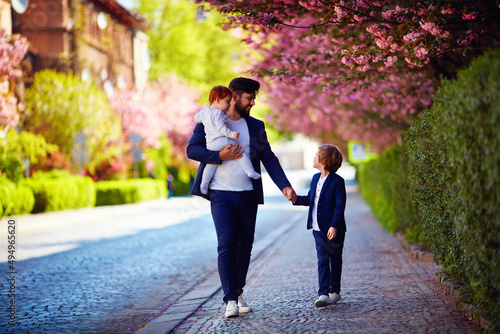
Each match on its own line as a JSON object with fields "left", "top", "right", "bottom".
{"left": 311, "top": 174, "right": 328, "bottom": 231}
{"left": 209, "top": 118, "right": 253, "bottom": 191}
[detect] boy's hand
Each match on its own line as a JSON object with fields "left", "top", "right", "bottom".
{"left": 283, "top": 187, "right": 297, "bottom": 202}
{"left": 220, "top": 144, "right": 243, "bottom": 160}
{"left": 327, "top": 227, "right": 337, "bottom": 240}
{"left": 233, "top": 132, "right": 240, "bottom": 139}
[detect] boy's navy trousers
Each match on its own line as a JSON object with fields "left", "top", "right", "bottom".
{"left": 313, "top": 229, "right": 345, "bottom": 296}
{"left": 210, "top": 190, "right": 258, "bottom": 303}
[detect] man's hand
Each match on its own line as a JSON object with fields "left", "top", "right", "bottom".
{"left": 219, "top": 144, "right": 243, "bottom": 160}
{"left": 327, "top": 227, "right": 337, "bottom": 240}
{"left": 282, "top": 187, "right": 297, "bottom": 202}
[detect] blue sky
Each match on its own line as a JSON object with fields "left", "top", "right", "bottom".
{"left": 117, "top": 0, "right": 133, "bottom": 10}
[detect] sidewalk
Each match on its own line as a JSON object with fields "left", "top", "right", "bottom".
{"left": 141, "top": 191, "right": 479, "bottom": 334}
{"left": 0, "top": 196, "right": 208, "bottom": 237}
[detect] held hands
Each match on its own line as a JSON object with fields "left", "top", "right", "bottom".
{"left": 327, "top": 227, "right": 337, "bottom": 240}
{"left": 219, "top": 144, "right": 243, "bottom": 160}
{"left": 282, "top": 187, "right": 297, "bottom": 203}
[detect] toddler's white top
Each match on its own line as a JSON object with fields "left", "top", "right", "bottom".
{"left": 209, "top": 118, "right": 253, "bottom": 192}
{"left": 194, "top": 106, "right": 237, "bottom": 143}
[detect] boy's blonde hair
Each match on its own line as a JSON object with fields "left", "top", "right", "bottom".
{"left": 317, "top": 144, "right": 343, "bottom": 173}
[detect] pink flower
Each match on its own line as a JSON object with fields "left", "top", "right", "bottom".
{"left": 462, "top": 12, "right": 479, "bottom": 20}
{"left": 441, "top": 8, "right": 455, "bottom": 15}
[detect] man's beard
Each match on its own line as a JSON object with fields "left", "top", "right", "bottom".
{"left": 234, "top": 100, "right": 250, "bottom": 119}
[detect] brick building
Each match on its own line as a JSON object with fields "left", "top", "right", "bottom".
{"left": 5, "top": 0, "right": 149, "bottom": 90}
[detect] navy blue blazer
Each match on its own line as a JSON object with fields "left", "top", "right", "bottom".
{"left": 294, "top": 172, "right": 347, "bottom": 234}
{"left": 186, "top": 116, "right": 291, "bottom": 204}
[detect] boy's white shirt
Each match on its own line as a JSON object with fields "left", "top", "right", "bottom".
{"left": 311, "top": 174, "right": 328, "bottom": 231}
{"left": 194, "top": 106, "right": 237, "bottom": 143}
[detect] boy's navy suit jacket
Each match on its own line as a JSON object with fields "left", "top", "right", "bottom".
{"left": 186, "top": 116, "right": 291, "bottom": 204}
{"left": 294, "top": 172, "right": 347, "bottom": 234}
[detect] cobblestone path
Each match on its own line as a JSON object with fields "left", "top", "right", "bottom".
{"left": 171, "top": 191, "right": 480, "bottom": 334}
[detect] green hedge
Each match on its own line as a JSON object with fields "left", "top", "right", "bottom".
{"left": 1, "top": 170, "right": 168, "bottom": 216}
{"left": 21, "top": 175, "right": 96, "bottom": 213}
{"left": 95, "top": 179, "right": 167, "bottom": 206}
{"left": 10, "top": 185, "right": 36, "bottom": 216}
{"left": 0, "top": 177, "right": 35, "bottom": 218}
{"left": 405, "top": 49, "right": 500, "bottom": 331}
{"left": 357, "top": 145, "right": 422, "bottom": 241}
{"left": 0, "top": 177, "right": 13, "bottom": 218}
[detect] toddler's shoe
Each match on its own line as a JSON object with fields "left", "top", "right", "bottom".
{"left": 238, "top": 294, "right": 253, "bottom": 314}
{"left": 314, "top": 295, "right": 332, "bottom": 307}
{"left": 225, "top": 300, "right": 239, "bottom": 318}
{"left": 329, "top": 292, "right": 341, "bottom": 304}
{"left": 247, "top": 171, "right": 261, "bottom": 179}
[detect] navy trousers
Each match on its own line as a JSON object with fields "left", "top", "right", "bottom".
{"left": 313, "top": 230, "right": 345, "bottom": 296}
{"left": 210, "top": 190, "right": 258, "bottom": 303}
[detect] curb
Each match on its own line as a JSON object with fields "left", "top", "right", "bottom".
{"left": 394, "top": 232, "right": 492, "bottom": 330}
{"left": 435, "top": 273, "right": 492, "bottom": 330}
{"left": 394, "top": 232, "right": 434, "bottom": 262}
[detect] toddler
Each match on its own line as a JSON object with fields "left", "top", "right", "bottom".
{"left": 194, "top": 85, "right": 260, "bottom": 194}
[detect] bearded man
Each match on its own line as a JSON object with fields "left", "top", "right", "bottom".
{"left": 187, "top": 77, "right": 297, "bottom": 318}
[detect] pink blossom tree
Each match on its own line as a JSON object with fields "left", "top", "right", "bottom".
{"left": 142, "top": 74, "right": 201, "bottom": 162}
{"left": 109, "top": 74, "right": 200, "bottom": 176}
{"left": 194, "top": 0, "right": 500, "bottom": 149}
{"left": 108, "top": 88, "right": 163, "bottom": 149}
{"left": 0, "top": 30, "right": 29, "bottom": 131}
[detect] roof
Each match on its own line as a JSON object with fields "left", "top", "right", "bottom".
{"left": 88, "top": 0, "right": 150, "bottom": 30}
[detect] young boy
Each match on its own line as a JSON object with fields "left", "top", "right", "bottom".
{"left": 293, "top": 144, "right": 347, "bottom": 307}
{"left": 194, "top": 85, "right": 261, "bottom": 194}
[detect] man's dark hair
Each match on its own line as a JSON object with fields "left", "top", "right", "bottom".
{"left": 228, "top": 77, "right": 260, "bottom": 96}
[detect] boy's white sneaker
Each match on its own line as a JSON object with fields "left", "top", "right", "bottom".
{"left": 329, "top": 293, "right": 341, "bottom": 304}
{"left": 238, "top": 295, "right": 253, "bottom": 314}
{"left": 314, "top": 295, "right": 332, "bottom": 307}
{"left": 225, "top": 300, "right": 239, "bottom": 318}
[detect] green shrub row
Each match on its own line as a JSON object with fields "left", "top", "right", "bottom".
{"left": 406, "top": 49, "right": 500, "bottom": 331}
{"left": 357, "top": 49, "right": 500, "bottom": 331}
{"left": 95, "top": 179, "right": 167, "bottom": 206}
{"left": 356, "top": 145, "right": 422, "bottom": 242}
{"left": 0, "top": 172, "right": 168, "bottom": 218}
{"left": 21, "top": 176, "right": 96, "bottom": 213}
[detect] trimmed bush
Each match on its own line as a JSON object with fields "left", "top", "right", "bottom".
{"left": 405, "top": 107, "right": 459, "bottom": 272}
{"left": 21, "top": 175, "right": 96, "bottom": 213}
{"left": 405, "top": 49, "right": 500, "bottom": 331}
{"left": 95, "top": 179, "right": 167, "bottom": 206}
{"left": 357, "top": 145, "right": 421, "bottom": 241}
{"left": 0, "top": 177, "right": 35, "bottom": 217}
{"left": 0, "top": 177, "right": 15, "bottom": 218}
{"left": 10, "top": 185, "right": 35, "bottom": 216}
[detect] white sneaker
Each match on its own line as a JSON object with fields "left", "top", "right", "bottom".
{"left": 329, "top": 293, "right": 341, "bottom": 304}
{"left": 225, "top": 300, "right": 239, "bottom": 318}
{"left": 314, "top": 295, "right": 332, "bottom": 307}
{"left": 238, "top": 295, "right": 253, "bottom": 314}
